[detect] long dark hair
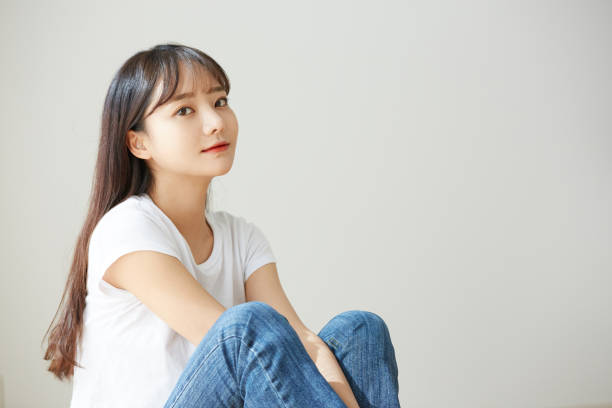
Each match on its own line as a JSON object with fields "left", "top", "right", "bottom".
{"left": 41, "top": 43, "right": 231, "bottom": 380}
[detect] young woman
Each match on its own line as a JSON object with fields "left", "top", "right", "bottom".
{"left": 43, "top": 43, "right": 400, "bottom": 408}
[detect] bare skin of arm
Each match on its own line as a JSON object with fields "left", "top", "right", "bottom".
{"left": 294, "top": 328, "right": 361, "bottom": 408}
{"left": 103, "top": 250, "right": 226, "bottom": 346}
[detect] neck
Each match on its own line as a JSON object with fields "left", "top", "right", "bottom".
{"left": 146, "top": 176, "right": 212, "bottom": 242}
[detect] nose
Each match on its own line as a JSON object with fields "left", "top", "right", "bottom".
{"left": 200, "top": 107, "right": 224, "bottom": 136}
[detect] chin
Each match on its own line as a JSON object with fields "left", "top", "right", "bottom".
{"left": 211, "top": 163, "right": 234, "bottom": 176}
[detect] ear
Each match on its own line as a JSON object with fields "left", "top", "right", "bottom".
{"left": 126, "top": 129, "right": 151, "bottom": 159}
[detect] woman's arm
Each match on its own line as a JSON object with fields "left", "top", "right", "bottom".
{"left": 294, "top": 326, "right": 361, "bottom": 408}
{"left": 245, "top": 263, "right": 360, "bottom": 408}
{"left": 103, "top": 250, "right": 226, "bottom": 346}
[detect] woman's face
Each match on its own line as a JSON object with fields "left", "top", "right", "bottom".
{"left": 129, "top": 63, "right": 238, "bottom": 179}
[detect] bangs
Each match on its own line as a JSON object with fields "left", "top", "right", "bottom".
{"left": 142, "top": 50, "right": 230, "bottom": 120}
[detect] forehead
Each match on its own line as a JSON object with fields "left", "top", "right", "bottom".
{"left": 145, "top": 63, "right": 220, "bottom": 116}
{"left": 174, "top": 63, "right": 218, "bottom": 92}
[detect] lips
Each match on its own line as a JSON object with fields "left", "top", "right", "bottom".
{"left": 202, "top": 142, "right": 229, "bottom": 152}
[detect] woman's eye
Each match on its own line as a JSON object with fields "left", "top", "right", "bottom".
{"left": 176, "top": 98, "right": 228, "bottom": 116}
{"left": 217, "top": 97, "right": 229, "bottom": 107}
{"left": 176, "top": 106, "right": 194, "bottom": 116}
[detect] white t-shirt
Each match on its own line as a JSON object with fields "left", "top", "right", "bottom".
{"left": 70, "top": 192, "right": 277, "bottom": 408}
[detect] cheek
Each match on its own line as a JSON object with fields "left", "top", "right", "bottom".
{"left": 224, "top": 111, "right": 239, "bottom": 135}
{"left": 151, "top": 127, "right": 199, "bottom": 163}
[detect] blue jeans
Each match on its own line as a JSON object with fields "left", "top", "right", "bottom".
{"left": 163, "top": 301, "right": 400, "bottom": 407}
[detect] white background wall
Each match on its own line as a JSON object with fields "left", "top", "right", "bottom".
{"left": 0, "top": 1, "right": 610, "bottom": 407}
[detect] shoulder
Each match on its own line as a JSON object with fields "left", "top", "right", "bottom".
{"left": 209, "top": 210, "right": 261, "bottom": 236}
{"left": 89, "top": 194, "right": 178, "bottom": 259}
{"left": 212, "top": 211, "right": 273, "bottom": 253}
{"left": 92, "top": 195, "right": 162, "bottom": 240}
{"left": 88, "top": 195, "right": 181, "bottom": 276}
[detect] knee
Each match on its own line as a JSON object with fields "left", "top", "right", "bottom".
{"left": 332, "top": 310, "right": 390, "bottom": 337}
{"left": 220, "top": 301, "right": 289, "bottom": 326}
{"left": 215, "top": 301, "right": 297, "bottom": 347}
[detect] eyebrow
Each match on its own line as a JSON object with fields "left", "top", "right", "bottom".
{"left": 165, "top": 85, "right": 226, "bottom": 105}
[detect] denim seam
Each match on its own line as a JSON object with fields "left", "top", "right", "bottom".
{"left": 168, "top": 338, "right": 229, "bottom": 408}
{"left": 237, "top": 336, "right": 290, "bottom": 408}
{"left": 168, "top": 334, "right": 289, "bottom": 408}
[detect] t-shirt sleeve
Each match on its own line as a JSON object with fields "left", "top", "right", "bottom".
{"left": 243, "top": 220, "right": 277, "bottom": 282}
{"left": 89, "top": 205, "right": 181, "bottom": 284}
